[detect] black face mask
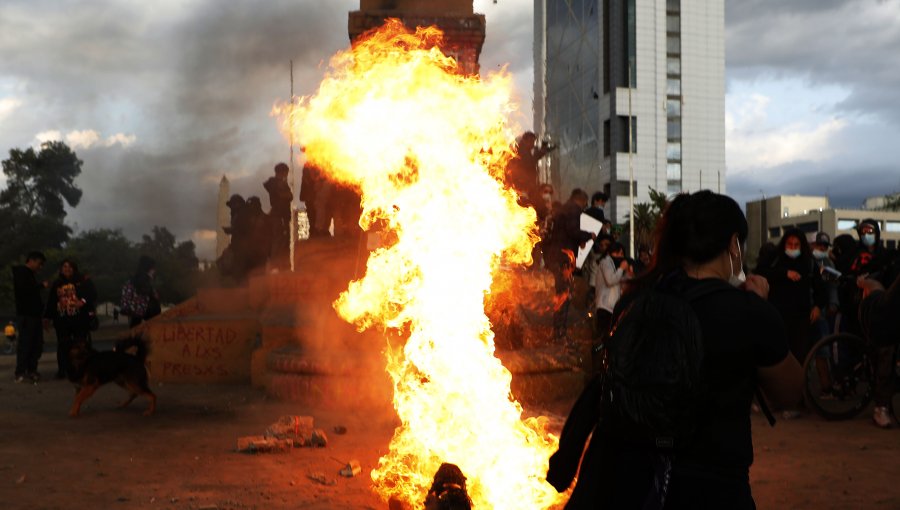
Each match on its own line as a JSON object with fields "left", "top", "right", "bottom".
{"left": 611, "top": 256, "right": 625, "bottom": 267}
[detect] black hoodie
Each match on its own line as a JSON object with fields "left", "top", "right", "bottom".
{"left": 12, "top": 265, "right": 43, "bottom": 317}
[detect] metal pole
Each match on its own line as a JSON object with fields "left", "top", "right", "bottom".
{"left": 628, "top": 62, "right": 635, "bottom": 258}
{"left": 289, "top": 60, "right": 296, "bottom": 272}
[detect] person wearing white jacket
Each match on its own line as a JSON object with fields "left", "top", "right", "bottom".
{"left": 593, "top": 242, "right": 632, "bottom": 339}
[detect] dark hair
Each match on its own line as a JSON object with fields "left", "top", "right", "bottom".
{"left": 570, "top": 188, "right": 589, "bottom": 201}
{"left": 25, "top": 251, "right": 46, "bottom": 263}
{"left": 630, "top": 191, "right": 748, "bottom": 291}
{"left": 135, "top": 255, "right": 156, "bottom": 276}
{"left": 754, "top": 242, "right": 778, "bottom": 273}
{"left": 606, "top": 242, "right": 625, "bottom": 259}
{"left": 58, "top": 258, "right": 81, "bottom": 280}
{"left": 776, "top": 227, "right": 812, "bottom": 263}
{"left": 274, "top": 162, "right": 289, "bottom": 174}
{"left": 831, "top": 234, "right": 857, "bottom": 274}
{"left": 591, "top": 191, "right": 609, "bottom": 203}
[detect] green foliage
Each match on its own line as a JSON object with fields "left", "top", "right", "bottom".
{"left": 0, "top": 142, "right": 83, "bottom": 219}
{"left": 136, "top": 226, "right": 200, "bottom": 304}
{"left": 0, "top": 143, "right": 200, "bottom": 313}
{"left": 623, "top": 187, "right": 670, "bottom": 251}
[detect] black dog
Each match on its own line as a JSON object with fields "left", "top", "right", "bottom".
{"left": 67, "top": 335, "right": 156, "bottom": 417}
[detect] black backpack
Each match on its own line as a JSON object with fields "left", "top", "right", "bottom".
{"left": 604, "top": 280, "right": 722, "bottom": 449}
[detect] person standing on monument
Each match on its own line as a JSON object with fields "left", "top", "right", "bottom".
{"left": 264, "top": 163, "right": 293, "bottom": 270}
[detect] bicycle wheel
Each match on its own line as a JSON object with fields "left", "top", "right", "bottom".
{"left": 803, "top": 334, "right": 874, "bottom": 421}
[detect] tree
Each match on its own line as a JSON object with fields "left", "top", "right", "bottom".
{"left": 878, "top": 193, "right": 900, "bottom": 212}
{"left": 136, "top": 226, "right": 200, "bottom": 304}
{"left": 1, "top": 141, "right": 82, "bottom": 220}
{"left": 0, "top": 141, "right": 84, "bottom": 276}
{"left": 623, "top": 187, "right": 670, "bottom": 251}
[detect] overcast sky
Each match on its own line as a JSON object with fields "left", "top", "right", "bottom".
{"left": 1, "top": 0, "right": 899, "bottom": 259}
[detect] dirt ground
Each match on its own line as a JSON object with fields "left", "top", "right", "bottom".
{"left": 1, "top": 336, "right": 898, "bottom": 510}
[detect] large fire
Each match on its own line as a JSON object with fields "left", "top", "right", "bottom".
{"left": 281, "top": 20, "right": 563, "bottom": 509}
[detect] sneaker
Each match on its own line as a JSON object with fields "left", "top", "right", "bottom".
{"left": 873, "top": 406, "right": 892, "bottom": 429}
{"left": 28, "top": 372, "right": 41, "bottom": 383}
{"left": 14, "top": 374, "right": 27, "bottom": 383}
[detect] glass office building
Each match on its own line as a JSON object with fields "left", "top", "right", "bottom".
{"left": 534, "top": 0, "right": 724, "bottom": 223}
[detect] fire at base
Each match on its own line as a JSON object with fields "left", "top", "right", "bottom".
{"left": 280, "top": 19, "right": 564, "bottom": 510}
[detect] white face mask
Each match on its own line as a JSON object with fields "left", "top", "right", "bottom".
{"left": 729, "top": 241, "right": 746, "bottom": 287}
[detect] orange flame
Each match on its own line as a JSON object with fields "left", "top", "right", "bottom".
{"left": 281, "top": 19, "right": 563, "bottom": 509}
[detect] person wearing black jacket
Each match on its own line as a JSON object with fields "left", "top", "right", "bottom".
{"left": 756, "top": 228, "right": 826, "bottom": 364}
{"left": 44, "top": 259, "right": 97, "bottom": 379}
{"left": 128, "top": 256, "right": 161, "bottom": 328}
{"left": 858, "top": 262, "right": 900, "bottom": 428}
{"left": 12, "top": 251, "right": 47, "bottom": 382}
{"left": 545, "top": 189, "right": 595, "bottom": 342}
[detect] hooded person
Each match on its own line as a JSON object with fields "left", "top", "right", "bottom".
{"left": 44, "top": 259, "right": 97, "bottom": 378}
{"left": 851, "top": 219, "right": 888, "bottom": 276}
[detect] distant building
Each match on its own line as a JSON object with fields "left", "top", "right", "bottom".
{"left": 216, "top": 175, "right": 230, "bottom": 259}
{"left": 534, "top": 0, "right": 724, "bottom": 223}
{"left": 348, "top": 0, "right": 486, "bottom": 75}
{"left": 746, "top": 195, "right": 900, "bottom": 264}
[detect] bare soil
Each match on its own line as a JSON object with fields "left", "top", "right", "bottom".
{"left": 1, "top": 340, "right": 898, "bottom": 510}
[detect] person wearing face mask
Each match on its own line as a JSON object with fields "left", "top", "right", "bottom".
{"left": 756, "top": 229, "right": 825, "bottom": 375}
{"left": 851, "top": 219, "right": 888, "bottom": 276}
{"left": 593, "top": 242, "right": 631, "bottom": 343}
{"left": 551, "top": 191, "right": 801, "bottom": 509}
{"left": 810, "top": 232, "right": 839, "bottom": 335}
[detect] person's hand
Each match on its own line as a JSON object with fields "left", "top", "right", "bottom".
{"left": 810, "top": 306, "right": 821, "bottom": 324}
{"left": 619, "top": 260, "right": 630, "bottom": 271}
{"left": 786, "top": 270, "right": 801, "bottom": 282}
{"left": 857, "top": 275, "right": 884, "bottom": 299}
{"left": 591, "top": 232, "right": 597, "bottom": 240}
{"left": 744, "top": 274, "right": 770, "bottom": 300}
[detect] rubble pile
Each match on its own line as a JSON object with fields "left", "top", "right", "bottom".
{"left": 236, "top": 415, "right": 327, "bottom": 453}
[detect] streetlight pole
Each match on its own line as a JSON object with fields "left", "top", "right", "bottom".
{"left": 628, "top": 62, "right": 635, "bottom": 258}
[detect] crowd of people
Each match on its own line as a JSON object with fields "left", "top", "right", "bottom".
{"left": 9, "top": 252, "right": 160, "bottom": 383}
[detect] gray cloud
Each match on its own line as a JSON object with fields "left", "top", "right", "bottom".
{"left": 726, "top": 0, "right": 900, "bottom": 123}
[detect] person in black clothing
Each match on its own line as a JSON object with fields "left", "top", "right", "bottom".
{"left": 836, "top": 220, "right": 888, "bottom": 336}
{"left": 12, "top": 251, "right": 47, "bottom": 382}
{"left": 128, "top": 256, "right": 160, "bottom": 328}
{"left": 584, "top": 191, "right": 608, "bottom": 224}
{"left": 44, "top": 259, "right": 97, "bottom": 379}
{"left": 545, "top": 189, "right": 596, "bottom": 342}
{"left": 756, "top": 228, "right": 826, "bottom": 365}
{"left": 507, "top": 132, "right": 555, "bottom": 208}
{"left": 858, "top": 272, "right": 900, "bottom": 428}
{"left": 263, "top": 163, "right": 293, "bottom": 270}
{"left": 244, "top": 196, "right": 271, "bottom": 274}
{"left": 551, "top": 191, "right": 802, "bottom": 509}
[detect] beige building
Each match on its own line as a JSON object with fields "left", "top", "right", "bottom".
{"left": 746, "top": 195, "right": 900, "bottom": 265}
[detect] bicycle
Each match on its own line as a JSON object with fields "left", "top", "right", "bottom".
{"left": 803, "top": 333, "right": 900, "bottom": 424}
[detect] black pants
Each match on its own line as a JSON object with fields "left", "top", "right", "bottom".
{"left": 873, "top": 345, "right": 897, "bottom": 407}
{"left": 54, "top": 321, "right": 89, "bottom": 377}
{"left": 550, "top": 256, "right": 574, "bottom": 340}
{"left": 15, "top": 316, "right": 43, "bottom": 377}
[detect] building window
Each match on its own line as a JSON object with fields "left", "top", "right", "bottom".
{"left": 837, "top": 219, "right": 858, "bottom": 230}
{"left": 603, "top": 119, "right": 611, "bottom": 157}
{"left": 666, "top": 78, "right": 681, "bottom": 96}
{"left": 885, "top": 221, "right": 900, "bottom": 233}
{"left": 666, "top": 142, "right": 682, "bottom": 160}
{"left": 667, "top": 180, "right": 682, "bottom": 195}
{"left": 667, "top": 119, "right": 681, "bottom": 139}
{"left": 666, "top": 99, "right": 681, "bottom": 116}
{"left": 666, "top": 0, "right": 680, "bottom": 13}
{"left": 627, "top": 0, "right": 636, "bottom": 87}
{"left": 603, "top": 0, "right": 610, "bottom": 93}
{"left": 666, "top": 163, "right": 682, "bottom": 180}
{"left": 666, "top": 35, "right": 681, "bottom": 55}
{"left": 666, "top": 57, "right": 681, "bottom": 75}
{"left": 798, "top": 221, "right": 819, "bottom": 234}
{"left": 616, "top": 180, "right": 637, "bottom": 195}
{"left": 667, "top": 14, "right": 680, "bottom": 33}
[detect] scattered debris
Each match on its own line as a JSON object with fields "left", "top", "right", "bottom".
{"left": 237, "top": 416, "right": 324, "bottom": 453}
{"left": 307, "top": 472, "right": 336, "bottom": 486}
{"left": 339, "top": 460, "right": 362, "bottom": 478}
{"left": 332, "top": 425, "right": 347, "bottom": 435}
{"left": 236, "top": 436, "right": 292, "bottom": 453}
{"left": 310, "top": 429, "right": 328, "bottom": 448}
